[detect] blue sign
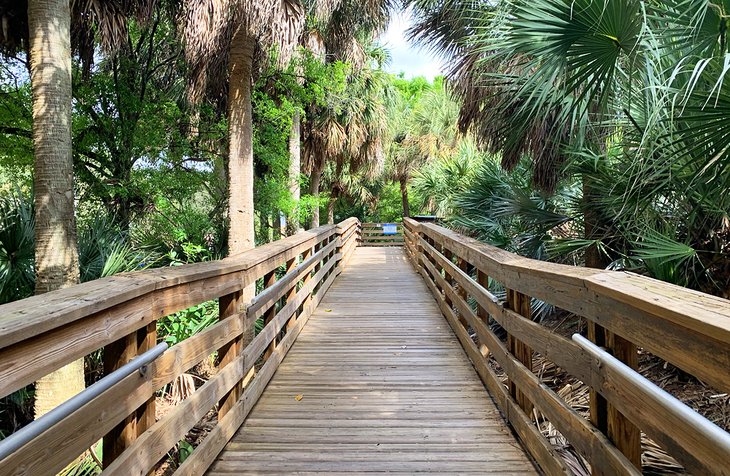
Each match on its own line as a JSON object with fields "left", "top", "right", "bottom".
{"left": 383, "top": 223, "right": 397, "bottom": 235}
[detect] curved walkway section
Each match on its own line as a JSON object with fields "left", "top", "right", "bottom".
{"left": 209, "top": 247, "right": 538, "bottom": 475}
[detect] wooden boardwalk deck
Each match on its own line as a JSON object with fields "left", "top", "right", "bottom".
{"left": 209, "top": 247, "right": 538, "bottom": 475}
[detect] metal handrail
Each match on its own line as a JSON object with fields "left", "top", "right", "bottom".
{"left": 572, "top": 334, "right": 730, "bottom": 454}
{"left": 0, "top": 342, "right": 168, "bottom": 461}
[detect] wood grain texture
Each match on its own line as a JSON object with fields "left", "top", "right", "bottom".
{"left": 209, "top": 247, "right": 537, "bottom": 475}
{"left": 404, "top": 218, "right": 730, "bottom": 395}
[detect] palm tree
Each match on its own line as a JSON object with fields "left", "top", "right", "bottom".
{"left": 296, "top": 0, "right": 393, "bottom": 227}
{"left": 0, "top": 0, "right": 181, "bottom": 420}
{"left": 407, "top": 0, "right": 730, "bottom": 294}
{"left": 23, "top": 0, "right": 85, "bottom": 418}
{"left": 183, "top": 1, "right": 304, "bottom": 257}
{"left": 387, "top": 82, "right": 459, "bottom": 217}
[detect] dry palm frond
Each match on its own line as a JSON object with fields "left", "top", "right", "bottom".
{"left": 182, "top": 0, "right": 305, "bottom": 105}
{"left": 303, "top": 28, "right": 326, "bottom": 59}
{"left": 0, "top": 0, "right": 159, "bottom": 72}
{"left": 169, "top": 373, "right": 197, "bottom": 404}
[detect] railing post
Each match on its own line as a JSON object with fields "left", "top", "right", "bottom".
{"left": 102, "top": 333, "right": 138, "bottom": 467}
{"left": 263, "top": 270, "right": 277, "bottom": 359}
{"left": 218, "top": 291, "right": 244, "bottom": 418}
{"left": 301, "top": 246, "right": 313, "bottom": 311}
{"left": 136, "top": 322, "right": 157, "bottom": 433}
{"left": 588, "top": 322, "right": 642, "bottom": 471}
{"left": 312, "top": 240, "right": 323, "bottom": 295}
{"left": 506, "top": 289, "right": 534, "bottom": 416}
{"left": 285, "top": 257, "right": 298, "bottom": 331}
{"left": 442, "top": 248, "right": 454, "bottom": 309}
{"left": 456, "top": 258, "right": 470, "bottom": 328}
{"left": 476, "top": 270, "right": 490, "bottom": 357}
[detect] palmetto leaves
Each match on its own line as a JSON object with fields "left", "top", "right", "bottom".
{"left": 408, "top": 0, "right": 730, "bottom": 291}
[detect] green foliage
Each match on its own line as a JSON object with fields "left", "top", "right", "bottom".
{"left": 0, "top": 193, "right": 34, "bottom": 303}
{"left": 132, "top": 194, "right": 224, "bottom": 264}
{"left": 405, "top": 0, "right": 730, "bottom": 293}
{"left": 158, "top": 300, "right": 218, "bottom": 347}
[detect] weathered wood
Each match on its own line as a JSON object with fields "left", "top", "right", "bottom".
{"left": 218, "top": 291, "right": 244, "bottom": 419}
{"left": 0, "top": 223, "right": 349, "bottom": 352}
{"left": 605, "top": 331, "right": 642, "bottom": 470}
{"left": 263, "top": 270, "right": 277, "bottom": 359}
{"left": 104, "top": 240, "right": 342, "bottom": 476}
{"left": 207, "top": 248, "right": 537, "bottom": 475}
{"left": 0, "top": 226, "right": 348, "bottom": 400}
{"left": 506, "top": 289, "right": 534, "bottom": 416}
{"left": 284, "top": 257, "right": 297, "bottom": 331}
{"left": 418, "top": 254, "right": 638, "bottom": 475}
{"left": 102, "top": 332, "right": 138, "bottom": 467}
{"left": 136, "top": 322, "right": 157, "bottom": 436}
{"left": 584, "top": 339, "right": 730, "bottom": 476}
{"left": 247, "top": 239, "right": 337, "bottom": 321}
{"left": 476, "top": 269, "right": 490, "bottom": 356}
{"left": 2, "top": 312, "right": 247, "bottom": 475}
{"left": 588, "top": 321, "right": 609, "bottom": 438}
{"left": 408, "top": 218, "right": 730, "bottom": 393}
{"left": 413, "top": 252, "right": 569, "bottom": 475}
{"left": 0, "top": 221, "right": 364, "bottom": 476}
{"left": 176, "top": 254, "right": 337, "bottom": 476}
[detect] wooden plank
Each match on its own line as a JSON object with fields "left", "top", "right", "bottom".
{"left": 415, "top": 261, "right": 569, "bottom": 476}
{"left": 103, "top": 332, "right": 138, "bottom": 467}
{"left": 418, "top": 254, "right": 638, "bottom": 476}
{"left": 205, "top": 247, "right": 537, "bottom": 475}
{"left": 410, "top": 219, "right": 730, "bottom": 393}
{"left": 1, "top": 312, "right": 245, "bottom": 475}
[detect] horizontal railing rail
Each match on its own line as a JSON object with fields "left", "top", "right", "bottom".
{"left": 360, "top": 222, "right": 404, "bottom": 247}
{"left": 403, "top": 217, "right": 730, "bottom": 476}
{"left": 0, "top": 217, "right": 361, "bottom": 475}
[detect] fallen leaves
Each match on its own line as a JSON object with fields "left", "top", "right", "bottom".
{"left": 294, "top": 394, "right": 303, "bottom": 401}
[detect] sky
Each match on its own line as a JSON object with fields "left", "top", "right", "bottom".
{"left": 379, "top": 7, "right": 445, "bottom": 80}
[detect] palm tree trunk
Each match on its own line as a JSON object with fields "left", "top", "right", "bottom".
{"left": 582, "top": 176, "right": 605, "bottom": 269}
{"left": 287, "top": 110, "right": 302, "bottom": 235}
{"left": 227, "top": 32, "right": 256, "bottom": 305}
{"left": 327, "top": 187, "right": 337, "bottom": 225}
{"left": 309, "top": 167, "right": 323, "bottom": 228}
{"left": 272, "top": 210, "right": 281, "bottom": 241}
{"left": 399, "top": 177, "right": 410, "bottom": 218}
{"left": 28, "top": 0, "right": 85, "bottom": 418}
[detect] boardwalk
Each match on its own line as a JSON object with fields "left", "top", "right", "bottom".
{"left": 209, "top": 247, "right": 537, "bottom": 474}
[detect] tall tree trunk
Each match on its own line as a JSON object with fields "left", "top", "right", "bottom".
{"left": 399, "top": 177, "right": 410, "bottom": 218}
{"left": 271, "top": 209, "right": 281, "bottom": 241}
{"left": 582, "top": 176, "right": 606, "bottom": 269}
{"left": 227, "top": 32, "right": 256, "bottom": 304}
{"left": 29, "top": 0, "right": 85, "bottom": 417}
{"left": 327, "top": 187, "right": 337, "bottom": 225}
{"left": 287, "top": 110, "right": 302, "bottom": 235}
{"left": 309, "top": 166, "right": 323, "bottom": 228}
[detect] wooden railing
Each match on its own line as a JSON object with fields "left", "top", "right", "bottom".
{"left": 0, "top": 218, "right": 360, "bottom": 475}
{"left": 403, "top": 218, "right": 730, "bottom": 476}
{"left": 360, "top": 222, "right": 404, "bottom": 246}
